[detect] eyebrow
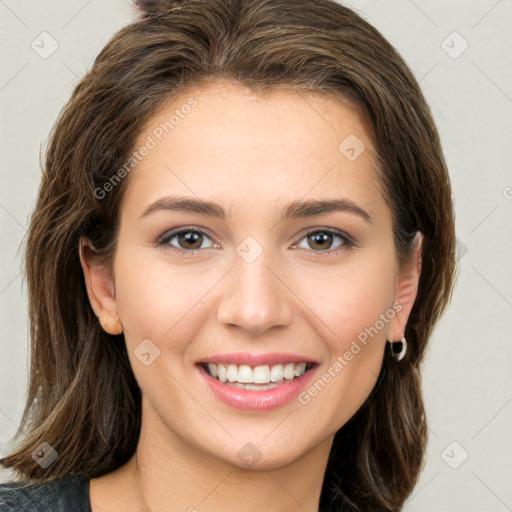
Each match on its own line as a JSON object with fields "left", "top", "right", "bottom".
{"left": 140, "top": 194, "right": 373, "bottom": 224}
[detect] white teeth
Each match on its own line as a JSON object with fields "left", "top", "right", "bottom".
{"left": 233, "top": 382, "right": 278, "bottom": 391}
{"left": 207, "top": 363, "right": 218, "bottom": 378}
{"left": 283, "top": 363, "right": 295, "bottom": 380}
{"left": 270, "top": 364, "right": 283, "bottom": 382}
{"left": 253, "top": 365, "right": 270, "bottom": 383}
{"left": 217, "top": 364, "right": 227, "bottom": 383}
{"left": 294, "top": 362, "right": 306, "bottom": 377}
{"left": 237, "top": 365, "right": 253, "bottom": 383}
{"left": 204, "top": 362, "right": 310, "bottom": 384}
{"left": 227, "top": 364, "right": 238, "bottom": 382}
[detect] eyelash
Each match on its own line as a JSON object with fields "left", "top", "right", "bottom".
{"left": 157, "top": 226, "right": 356, "bottom": 256}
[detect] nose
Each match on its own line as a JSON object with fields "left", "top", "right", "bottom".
{"left": 217, "top": 248, "right": 294, "bottom": 335}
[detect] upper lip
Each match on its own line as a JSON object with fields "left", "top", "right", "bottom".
{"left": 196, "top": 352, "right": 319, "bottom": 366}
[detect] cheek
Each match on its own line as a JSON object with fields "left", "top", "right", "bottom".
{"left": 113, "top": 251, "right": 218, "bottom": 352}
{"left": 293, "top": 258, "right": 395, "bottom": 428}
{"left": 293, "top": 249, "right": 396, "bottom": 350}
{"left": 116, "top": 248, "right": 235, "bottom": 373}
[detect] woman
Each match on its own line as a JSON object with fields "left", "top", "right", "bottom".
{"left": 0, "top": 0, "right": 457, "bottom": 510}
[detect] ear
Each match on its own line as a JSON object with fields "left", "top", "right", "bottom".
{"left": 388, "top": 231, "right": 423, "bottom": 342}
{"left": 79, "top": 236, "right": 123, "bottom": 335}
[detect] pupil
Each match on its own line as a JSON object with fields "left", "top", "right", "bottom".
{"left": 310, "top": 232, "right": 332, "bottom": 250}
{"left": 180, "top": 232, "right": 202, "bottom": 249}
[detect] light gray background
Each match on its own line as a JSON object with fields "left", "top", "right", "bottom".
{"left": 1, "top": 1, "right": 511, "bottom": 510}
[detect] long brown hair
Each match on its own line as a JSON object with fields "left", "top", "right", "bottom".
{"left": 1, "top": 1, "right": 457, "bottom": 510}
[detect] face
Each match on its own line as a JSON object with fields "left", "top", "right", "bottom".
{"left": 81, "top": 80, "right": 420, "bottom": 471}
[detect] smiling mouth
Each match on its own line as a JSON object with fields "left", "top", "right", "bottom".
{"left": 199, "top": 362, "right": 316, "bottom": 390}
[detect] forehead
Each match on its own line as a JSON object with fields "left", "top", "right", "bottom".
{"left": 123, "top": 81, "right": 385, "bottom": 218}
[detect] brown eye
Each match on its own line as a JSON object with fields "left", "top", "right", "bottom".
{"left": 307, "top": 232, "right": 334, "bottom": 251}
{"left": 177, "top": 231, "right": 203, "bottom": 250}
{"left": 294, "top": 229, "right": 355, "bottom": 254}
{"left": 158, "top": 228, "right": 216, "bottom": 253}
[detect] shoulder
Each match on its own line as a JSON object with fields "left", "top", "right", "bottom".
{"left": 0, "top": 473, "right": 91, "bottom": 512}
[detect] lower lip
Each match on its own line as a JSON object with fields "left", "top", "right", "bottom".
{"left": 196, "top": 364, "right": 318, "bottom": 411}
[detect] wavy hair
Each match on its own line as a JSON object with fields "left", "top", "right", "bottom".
{"left": 1, "top": 1, "right": 457, "bottom": 510}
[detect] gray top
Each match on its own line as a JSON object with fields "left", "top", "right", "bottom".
{"left": 0, "top": 474, "right": 91, "bottom": 511}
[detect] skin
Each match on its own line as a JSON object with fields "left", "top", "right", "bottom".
{"left": 80, "top": 80, "right": 422, "bottom": 512}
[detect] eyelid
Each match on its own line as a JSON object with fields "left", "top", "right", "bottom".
{"left": 298, "top": 226, "right": 356, "bottom": 246}
{"left": 157, "top": 225, "right": 357, "bottom": 254}
{"left": 156, "top": 225, "right": 218, "bottom": 245}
